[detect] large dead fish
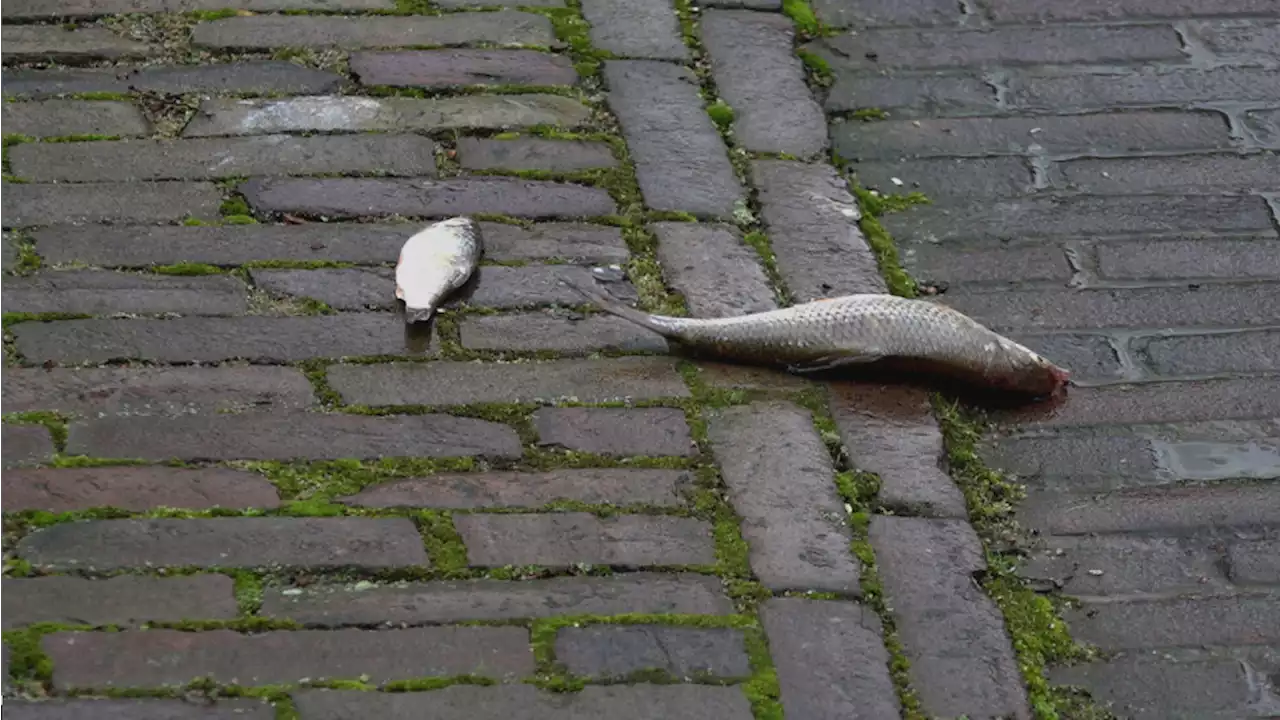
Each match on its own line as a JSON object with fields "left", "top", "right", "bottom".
{"left": 395, "top": 217, "right": 483, "bottom": 324}
{"left": 562, "top": 277, "right": 1070, "bottom": 398}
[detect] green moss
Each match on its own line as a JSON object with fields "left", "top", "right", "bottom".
{"left": 223, "top": 214, "right": 260, "bottom": 225}
{"left": 781, "top": 0, "right": 832, "bottom": 38}
{"left": 50, "top": 455, "right": 149, "bottom": 468}
{"left": 849, "top": 186, "right": 920, "bottom": 298}
{"left": 69, "top": 91, "right": 134, "bottom": 101}
{"left": 535, "top": 5, "right": 612, "bottom": 80}
{"left": 220, "top": 196, "right": 252, "bottom": 217}
{"left": 796, "top": 49, "right": 833, "bottom": 86}
{"left": 3, "top": 410, "right": 69, "bottom": 452}
{"left": 417, "top": 511, "right": 470, "bottom": 574}
{"left": 706, "top": 100, "right": 735, "bottom": 132}
{"left": 42, "top": 134, "right": 122, "bottom": 143}
{"left": 2, "top": 625, "right": 55, "bottom": 689}
{"left": 3, "top": 311, "right": 91, "bottom": 327}
{"left": 385, "top": 675, "right": 497, "bottom": 692}
{"left": 187, "top": 8, "right": 241, "bottom": 20}
{"left": 183, "top": 217, "right": 209, "bottom": 226}
{"left": 854, "top": 187, "right": 931, "bottom": 216}
{"left": 151, "top": 262, "right": 224, "bottom": 276}
{"left": 232, "top": 571, "right": 265, "bottom": 616}
{"left": 242, "top": 457, "right": 477, "bottom": 502}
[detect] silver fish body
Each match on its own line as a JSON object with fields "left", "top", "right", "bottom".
{"left": 564, "top": 278, "right": 1070, "bottom": 397}
{"left": 396, "top": 217, "right": 483, "bottom": 323}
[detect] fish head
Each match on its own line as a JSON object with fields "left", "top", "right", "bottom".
{"left": 435, "top": 216, "right": 477, "bottom": 233}
{"left": 992, "top": 339, "right": 1072, "bottom": 398}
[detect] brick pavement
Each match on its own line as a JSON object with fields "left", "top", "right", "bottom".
{"left": 2, "top": 2, "right": 1274, "bottom": 720}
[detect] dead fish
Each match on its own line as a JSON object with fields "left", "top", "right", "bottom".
{"left": 561, "top": 276, "right": 1070, "bottom": 398}
{"left": 395, "top": 217, "right": 483, "bottom": 324}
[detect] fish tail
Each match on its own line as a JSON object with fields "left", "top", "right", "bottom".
{"left": 559, "top": 274, "right": 683, "bottom": 338}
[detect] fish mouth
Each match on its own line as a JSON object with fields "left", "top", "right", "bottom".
{"left": 406, "top": 308, "right": 435, "bottom": 324}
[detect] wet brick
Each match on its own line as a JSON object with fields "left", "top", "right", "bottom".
{"left": 1056, "top": 153, "right": 1280, "bottom": 194}
{"left": 192, "top": 12, "right": 554, "bottom": 50}
{"left": 753, "top": 160, "right": 886, "bottom": 300}
{"left": 1229, "top": 539, "right": 1280, "bottom": 584}
{"left": 822, "top": 72, "right": 998, "bottom": 116}
{"left": 1, "top": 61, "right": 343, "bottom": 99}
{"left": 604, "top": 60, "right": 745, "bottom": 218}
{"left": 252, "top": 268, "right": 389, "bottom": 311}
{"left": 3, "top": 182, "right": 222, "bottom": 227}
{"left": 478, "top": 222, "right": 630, "bottom": 263}
{"left": 851, "top": 156, "right": 1034, "bottom": 200}
{"left": 43, "top": 627, "right": 532, "bottom": 689}
{"left": 339, "top": 468, "right": 693, "bottom": 509}
{"left": 811, "top": 0, "right": 960, "bottom": 27}
{"left": 985, "top": 0, "right": 1280, "bottom": 22}
{"left": 2, "top": 466, "right": 282, "bottom": 512}
{"left": 328, "top": 356, "right": 688, "bottom": 406}
{"left": 1096, "top": 236, "right": 1280, "bottom": 280}
{"left": 1019, "top": 483, "right": 1280, "bottom": 535}
{"left": 1184, "top": 19, "right": 1280, "bottom": 63}
{"left": 66, "top": 411, "right": 521, "bottom": 461}
{"left": 2, "top": 270, "right": 247, "bottom": 316}
{"left": 239, "top": 177, "right": 615, "bottom": 219}
{"left": 1008, "top": 333, "right": 1124, "bottom": 382}
{"left": 1065, "top": 595, "right": 1280, "bottom": 651}
{"left": 1050, "top": 655, "right": 1257, "bottom": 720}
{"left": 2, "top": 26, "right": 149, "bottom": 63}
{"left": 9, "top": 134, "right": 438, "bottom": 183}
{"left": 20, "top": 517, "right": 429, "bottom": 571}
{"left": 706, "top": 402, "right": 861, "bottom": 594}
{"left": 3, "top": 0, "right": 393, "bottom": 17}
{"left": 581, "top": 0, "right": 686, "bottom": 60}
{"left": 261, "top": 573, "right": 733, "bottom": 625}
{"left": 2, "top": 232, "right": 19, "bottom": 272}
{"left": 1246, "top": 108, "right": 1280, "bottom": 145}
{"left": 828, "top": 382, "right": 966, "bottom": 518}
{"left": 1007, "top": 67, "right": 1280, "bottom": 111}
{"left": 456, "top": 137, "right": 617, "bottom": 171}
{"left": 2, "top": 575, "right": 238, "bottom": 629}
{"left": 1, "top": 100, "right": 149, "bottom": 138}
{"left": 0, "top": 698, "right": 274, "bottom": 720}
{"left": 1007, "top": 378, "right": 1280, "bottom": 427}
{"left": 556, "top": 626, "right": 751, "bottom": 679}
{"left": 980, "top": 433, "right": 1161, "bottom": 493}
{"left": 458, "top": 313, "right": 668, "bottom": 354}
{"left": 904, "top": 242, "right": 1071, "bottom": 285}
{"left": 1154, "top": 436, "right": 1280, "bottom": 484}
{"left": 692, "top": 362, "right": 812, "bottom": 391}
{"left": 701, "top": 10, "right": 827, "bottom": 157}
{"left": 761, "top": 597, "right": 901, "bottom": 720}
{"left": 703, "top": 0, "right": 781, "bottom": 7}
{"left": 533, "top": 407, "right": 696, "bottom": 456}
{"left": 454, "top": 512, "right": 717, "bottom": 567}
{"left": 2, "top": 425, "right": 55, "bottom": 468}
{"left": 350, "top": 49, "right": 578, "bottom": 87}
{"left": 1021, "top": 535, "right": 1228, "bottom": 597}
{"left": 1135, "top": 330, "right": 1280, "bottom": 376}
{"left": 652, "top": 221, "right": 778, "bottom": 318}
{"left": 869, "top": 516, "right": 1029, "bottom": 718}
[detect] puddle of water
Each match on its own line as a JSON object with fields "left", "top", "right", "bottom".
{"left": 1155, "top": 438, "right": 1280, "bottom": 481}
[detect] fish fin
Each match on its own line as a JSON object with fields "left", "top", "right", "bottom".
{"left": 558, "top": 273, "right": 679, "bottom": 338}
{"left": 787, "top": 353, "right": 884, "bottom": 374}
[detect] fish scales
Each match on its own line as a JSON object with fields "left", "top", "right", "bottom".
{"left": 396, "top": 216, "right": 483, "bottom": 324}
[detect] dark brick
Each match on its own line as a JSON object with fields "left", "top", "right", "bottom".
{"left": 291, "top": 685, "right": 754, "bottom": 720}
{"left": 1066, "top": 596, "right": 1280, "bottom": 651}
{"left": 0, "top": 698, "right": 274, "bottom": 720}
{"left": 1229, "top": 539, "right": 1280, "bottom": 584}
{"left": 456, "top": 137, "right": 616, "bottom": 171}
{"left": 351, "top": 50, "right": 578, "bottom": 88}
{"left": 462, "top": 265, "right": 636, "bottom": 308}
{"left": 557, "top": 626, "right": 750, "bottom": 679}
{"left": 251, "top": 268, "right": 389, "bottom": 311}
{"left": 183, "top": 95, "right": 591, "bottom": 137}
{"left": 454, "top": 513, "right": 717, "bottom": 567}
{"left": 1021, "top": 535, "right": 1227, "bottom": 597}
{"left": 1006, "top": 378, "right": 1280, "bottom": 427}
{"left": 19, "top": 517, "right": 429, "bottom": 571}
{"left": 2, "top": 425, "right": 55, "bottom": 468}
{"left": 582, "top": 0, "right": 686, "bottom": 60}
{"left": 1, "top": 61, "right": 343, "bottom": 99}
{"left": 1008, "top": 333, "right": 1124, "bottom": 382}
{"left": 66, "top": 411, "right": 521, "bottom": 461}
{"left": 2, "top": 466, "right": 282, "bottom": 512}
{"left": 869, "top": 516, "right": 1029, "bottom": 718}
{"left": 1246, "top": 108, "right": 1280, "bottom": 146}
{"left": 262, "top": 573, "right": 733, "bottom": 625}
{"left": 828, "top": 382, "right": 966, "bottom": 518}
{"left": 1185, "top": 18, "right": 1280, "bottom": 63}
{"left": 833, "top": 112, "right": 1231, "bottom": 161}
{"left": 482, "top": 222, "right": 629, "bottom": 263}
{"left": 1056, "top": 153, "right": 1280, "bottom": 194}
{"left": 706, "top": 402, "right": 861, "bottom": 594}
{"left": 701, "top": 11, "right": 827, "bottom": 157}
{"left": 43, "top": 627, "right": 532, "bottom": 689}
{"left": 239, "top": 177, "right": 614, "bottom": 219}
{"left": 2, "top": 575, "right": 238, "bottom": 629}
{"left": 2, "top": 26, "right": 149, "bottom": 63}
{"left": 1019, "top": 483, "right": 1280, "bottom": 535}
{"left": 10, "top": 134, "right": 438, "bottom": 183}
{"left": 192, "top": 12, "right": 555, "bottom": 50}
{"left": 692, "top": 362, "right": 812, "bottom": 391}
{"left": 904, "top": 241, "right": 1071, "bottom": 284}
{"left": 1051, "top": 657, "right": 1259, "bottom": 720}
{"left": 761, "top": 598, "right": 901, "bottom": 720}
{"left": 986, "top": 0, "right": 1280, "bottom": 22}
{"left": 1135, "top": 330, "right": 1280, "bottom": 376}
{"left": 3, "top": 0, "right": 393, "bottom": 18}
{"left": 328, "top": 357, "right": 689, "bottom": 406}
{"left": 811, "top": 0, "right": 960, "bottom": 27}
{"left": 704, "top": 0, "right": 781, "bottom": 7}
{"left": 2, "top": 270, "right": 247, "bottom": 316}
{"left": 1097, "top": 236, "right": 1280, "bottom": 280}
{"left": 1155, "top": 436, "right": 1280, "bottom": 483}
{"left": 752, "top": 160, "right": 886, "bottom": 300}
{"left": 1008, "top": 67, "right": 1280, "bottom": 111}
{"left": 822, "top": 72, "right": 998, "bottom": 116}
{"left": 340, "top": 468, "right": 693, "bottom": 509}
{"left": 604, "top": 61, "right": 745, "bottom": 218}
{"left": 458, "top": 312, "right": 668, "bottom": 353}
{"left": 533, "top": 407, "right": 696, "bottom": 456}
{"left": 852, "top": 156, "right": 1033, "bottom": 200}
{"left": 652, "top": 222, "right": 777, "bottom": 318}
{"left": 12, "top": 315, "right": 412, "bottom": 365}
{"left": 3, "top": 182, "right": 222, "bottom": 227}
{"left": 1, "top": 100, "right": 149, "bottom": 138}
{"left": 980, "top": 433, "right": 1162, "bottom": 493}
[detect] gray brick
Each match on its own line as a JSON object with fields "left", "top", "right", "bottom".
{"left": 19, "top": 517, "right": 429, "bottom": 571}
{"left": 2, "top": 0, "right": 393, "bottom": 18}
{"left": 1019, "top": 483, "right": 1280, "bottom": 535}
{"left": 1004, "top": 378, "right": 1280, "bottom": 427}
{"left": 1056, "top": 153, "right": 1280, "bottom": 194}
{"left": 1, "top": 100, "right": 149, "bottom": 138}
{"left": 752, "top": 160, "right": 886, "bottom": 300}
{"left": 262, "top": 574, "right": 733, "bottom": 625}
{"left": 701, "top": 10, "right": 827, "bottom": 157}
{"left": 869, "top": 516, "right": 1029, "bottom": 719}
{"left": 1229, "top": 539, "right": 1280, "bottom": 585}
{"left": 693, "top": 362, "right": 813, "bottom": 391}
{"left": 351, "top": 49, "right": 578, "bottom": 88}
{"left": 822, "top": 72, "right": 998, "bottom": 116}
{"left": 833, "top": 112, "right": 1231, "bottom": 160}
{"left": 556, "top": 626, "right": 751, "bottom": 678}
{"left": 2, "top": 270, "right": 247, "bottom": 316}
{"left": 1154, "top": 437, "right": 1280, "bottom": 483}
{"left": 240, "top": 177, "right": 614, "bottom": 219}
{"left": 2, "top": 61, "right": 343, "bottom": 99}
{"left": 811, "top": 0, "right": 961, "bottom": 28}
{"left": 456, "top": 138, "right": 616, "bottom": 171}
{"left": 706, "top": 402, "right": 861, "bottom": 594}
{"left": 1184, "top": 19, "right": 1280, "bottom": 63}
{"left": 652, "top": 222, "right": 777, "bottom": 318}
{"left": 66, "top": 411, "right": 521, "bottom": 461}
{"left": 1050, "top": 655, "right": 1257, "bottom": 720}
{"left": 582, "top": 0, "right": 686, "bottom": 60}
{"left": 903, "top": 241, "right": 1071, "bottom": 285}
{"left": 986, "top": 0, "right": 1280, "bottom": 22}
{"left": 12, "top": 315, "right": 412, "bottom": 365}
{"left": 1135, "top": 330, "right": 1280, "bottom": 376}
{"left": 2, "top": 466, "right": 282, "bottom": 512}
{"left": 9, "top": 134, "right": 438, "bottom": 183}
{"left": 43, "top": 627, "right": 531, "bottom": 689}
{"left": 1008, "top": 67, "right": 1280, "bottom": 112}
{"left": 604, "top": 60, "right": 745, "bottom": 218}
{"left": 761, "top": 598, "right": 900, "bottom": 720}
{"left": 3, "top": 182, "right": 222, "bottom": 227}
{"left": 2, "top": 26, "right": 149, "bottom": 63}
{"left": 340, "top": 468, "right": 693, "bottom": 509}
{"left": 1008, "top": 333, "right": 1124, "bottom": 382}
{"left": 458, "top": 312, "right": 668, "bottom": 354}
{"left": 454, "top": 512, "right": 717, "bottom": 567}
{"left": 2, "top": 575, "right": 238, "bottom": 629}
{"left": 851, "top": 156, "right": 1033, "bottom": 199}
{"left": 2, "top": 425, "right": 55, "bottom": 468}
{"left": 0, "top": 698, "right": 274, "bottom": 720}
{"left": 291, "top": 686, "right": 754, "bottom": 720}
{"left": 3, "top": 232, "right": 18, "bottom": 272}
{"left": 183, "top": 95, "right": 591, "bottom": 137}
{"left": 704, "top": 0, "right": 780, "bottom": 7}
{"left": 192, "top": 12, "right": 554, "bottom": 50}
{"left": 435, "top": 0, "right": 563, "bottom": 5}
{"left": 980, "top": 433, "right": 1162, "bottom": 493}
{"left": 1246, "top": 108, "right": 1280, "bottom": 146}
{"left": 1066, "top": 596, "right": 1280, "bottom": 651}
{"left": 1021, "top": 535, "right": 1228, "bottom": 597}
{"left": 328, "top": 357, "right": 688, "bottom": 406}
{"left": 1096, "top": 236, "right": 1280, "bottom": 280}
{"left": 533, "top": 407, "right": 696, "bottom": 456}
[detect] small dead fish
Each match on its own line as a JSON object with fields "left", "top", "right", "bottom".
{"left": 395, "top": 217, "right": 483, "bottom": 324}
{"left": 561, "top": 276, "right": 1070, "bottom": 398}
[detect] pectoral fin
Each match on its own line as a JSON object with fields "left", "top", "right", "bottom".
{"left": 787, "top": 352, "right": 884, "bottom": 374}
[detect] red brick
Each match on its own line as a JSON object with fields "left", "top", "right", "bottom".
{"left": 1004, "top": 378, "right": 1280, "bottom": 427}
{"left": 2, "top": 466, "right": 281, "bottom": 512}
{"left": 652, "top": 222, "right": 778, "bottom": 318}
{"left": 1008, "top": 67, "right": 1280, "bottom": 112}
{"left": 851, "top": 156, "right": 1033, "bottom": 200}
{"left": 1134, "top": 330, "right": 1280, "bottom": 376}
{"left": 2, "top": 270, "right": 247, "bottom": 316}
{"left": 2, "top": 575, "right": 238, "bottom": 629}
{"left": 1019, "top": 483, "right": 1280, "bottom": 535}
{"left": 351, "top": 49, "right": 578, "bottom": 88}
{"left": 339, "top": 468, "right": 693, "bottom": 509}
{"left": 533, "top": 407, "right": 696, "bottom": 456}
{"left": 2, "top": 424, "right": 55, "bottom": 468}
{"left": 458, "top": 313, "right": 668, "bottom": 354}
{"left": 986, "top": 0, "right": 1280, "bottom": 22}
{"left": 1065, "top": 596, "right": 1280, "bottom": 651}
{"left": 1056, "top": 153, "right": 1280, "bottom": 194}
{"left": 1095, "top": 236, "right": 1280, "bottom": 280}
{"left": 454, "top": 513, "right": 717, "bottom": 567}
